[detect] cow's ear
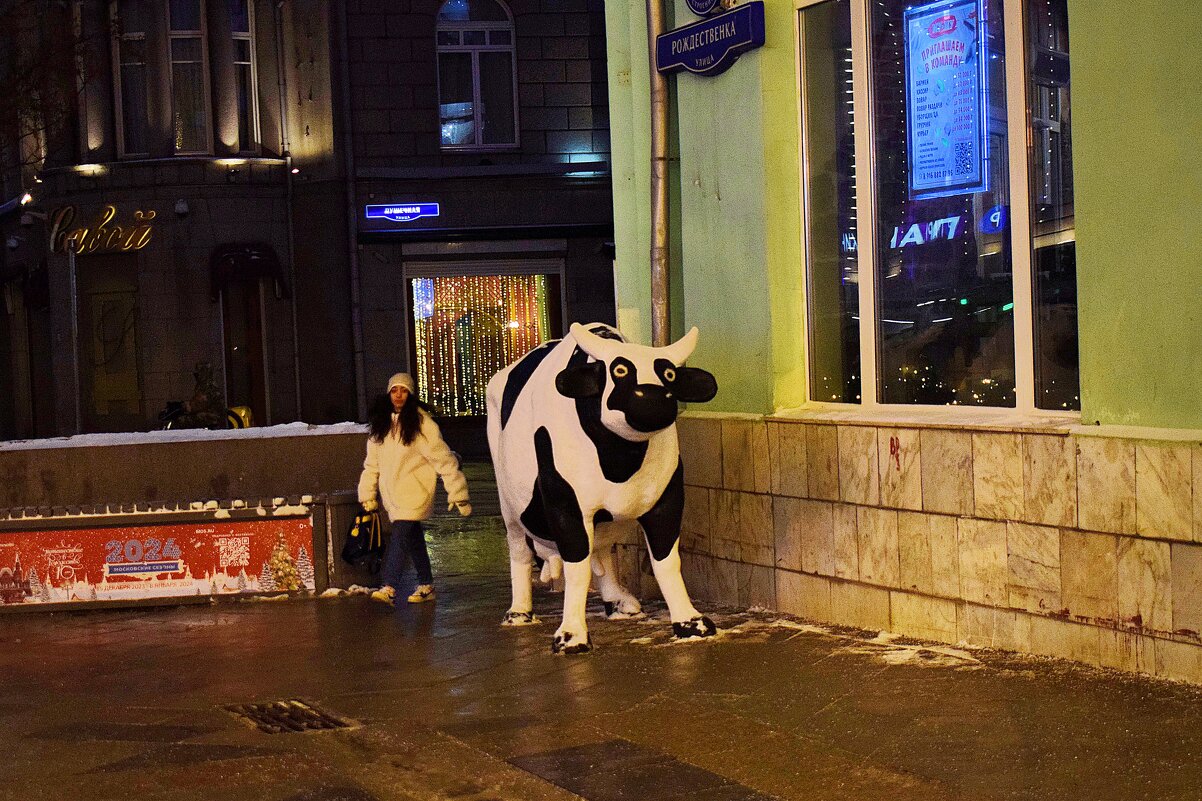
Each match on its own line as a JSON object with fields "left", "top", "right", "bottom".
{"left": 556, "top": 362, "right": 606, "bottom": 398}
{"left": 673, "top": 367, "right": 718, "bottom": 403}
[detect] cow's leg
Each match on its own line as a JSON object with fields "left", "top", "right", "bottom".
{"left": 502, "top": 527, "right": 539, "bottom": 626}
{"left": 639, "top": 460, "right": 716, "bottom": 639}
{"left": 592, "top": 547, "right": 643, "bottom": 619}
{"left": 557, "top": 554, "right": 593, "bottom": 653}
{"left": 532, "top": 427, "right": 594, "bottom": 654}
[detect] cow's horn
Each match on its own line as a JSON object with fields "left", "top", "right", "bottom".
{"left": 570, "top": 322, "right": 621, "bottom": 361}
{"left": 662, "top": 326, "right": 699, "bottom": 365}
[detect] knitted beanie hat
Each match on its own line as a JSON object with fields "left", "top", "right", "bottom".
{"left": 387, "top": 372, "right": 416, "bottom": 393}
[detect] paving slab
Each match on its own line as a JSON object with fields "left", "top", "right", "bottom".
{"left": 2, "top": 521, "right": 1202, "bottom": 801}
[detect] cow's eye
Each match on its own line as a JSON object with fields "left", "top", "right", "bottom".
{"left": 612, "top": 363, "right": 629, "bottom": 378}
{"left": 663, "top": 367, "right": 676, "bottom": 382}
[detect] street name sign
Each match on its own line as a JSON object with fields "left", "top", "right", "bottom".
{"left": 364, "top": 203, "right": 441, "bottom": 223}
{"left": 656, "top": 1, "right": 766, "bottom": 77}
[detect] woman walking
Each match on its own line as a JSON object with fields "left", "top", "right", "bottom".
{"left": 359, "top": 372, "right": 471, "bottom": 604}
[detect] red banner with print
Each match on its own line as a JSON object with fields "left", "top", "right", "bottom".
{"left": 0, "top": 517, "right": 315, "bottom": 605}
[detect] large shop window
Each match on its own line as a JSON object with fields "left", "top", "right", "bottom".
{"left": 800, "top": 0, "right": 1077, "bottom": 411}
{"left": 436, "top": 0, "right": 519, "bottom": 150}
{"left": 410, "top": 273, "right": 558, "bottom": 416}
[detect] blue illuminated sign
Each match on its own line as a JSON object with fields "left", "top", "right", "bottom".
{"left": 656, "top": 1, "right": 766, "bottom": 77}
{"left": 980, "top": 205, "right": 1007, "bottom": 234}
{"left": 365, "top": 203, "right": 440, "bottom": 223}
{"left": 685, "top": 0, "right": 721, "bottom": 16}
{"left": 904, "top": 0, "right": 988, "bottom": 199}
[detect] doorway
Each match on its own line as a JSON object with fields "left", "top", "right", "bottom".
{"left": 75, "top": 253, "right": 142, "bottom": 432}
{"left": 221, "top": 279, "right": 268, "bottom": 426}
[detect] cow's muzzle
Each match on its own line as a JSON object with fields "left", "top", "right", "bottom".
{"left": 622, "top": 385, "right": 679, "bottom": 433}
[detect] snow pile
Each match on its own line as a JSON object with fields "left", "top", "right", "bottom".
{"left": 0, "top": 421, "right": 366, "bottom": 451}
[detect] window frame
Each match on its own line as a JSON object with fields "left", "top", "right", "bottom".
{"left": 794, "top": 0, "right": 1074, "bottom": 418}
{"left": 168, "top": 0, "right": 214, "bottom": 155}
{"left": 435, "top": 0, "right": 520, "bottom": 152}
{"left": 110, "top": 4, "right": 150, "bottom": 159}
{"left": 230, "top": 0, "right": 261, "bottom": 154}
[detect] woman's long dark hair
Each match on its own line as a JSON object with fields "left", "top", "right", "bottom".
{"left": 367, "top": 391, "right": 429, "bottom": 445}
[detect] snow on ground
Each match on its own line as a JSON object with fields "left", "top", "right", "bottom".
{"left": 0, "top": 421, "right": 366, "bottom": 451}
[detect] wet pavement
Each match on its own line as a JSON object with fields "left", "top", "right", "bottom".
{"left": 3, "top": 515, "right": 1202, "bottom": 801}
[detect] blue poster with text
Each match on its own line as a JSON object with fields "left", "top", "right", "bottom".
{"left": 904, "top": 0, "right": 987, "bottom": 199}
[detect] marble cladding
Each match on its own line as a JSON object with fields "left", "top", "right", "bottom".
{"left": 678, "top": 415, "right": 1192, "bottom": 541}
{"left": 1135, "top": 442, "right": 1193, "bottom": 541}
{"left": 675, "top": 414, "right": 1202, "bottom": 683}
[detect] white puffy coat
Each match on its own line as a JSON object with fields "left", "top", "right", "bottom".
{"left": 357, "top": 410, "right": 470, "bottom": 521}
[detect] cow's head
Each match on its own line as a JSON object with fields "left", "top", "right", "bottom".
{"left": 556, "top": 323, "right": 718, "bottom": 441}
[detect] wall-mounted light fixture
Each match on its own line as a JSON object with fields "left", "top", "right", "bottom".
{"left": 74, "top": 163, "right": 107, "bottom": 177}
{"left": 19, "top": 207, "right": 46, "bottom": 227}
{"left": 19, "top": 192, "right": 32, "bottom": 205}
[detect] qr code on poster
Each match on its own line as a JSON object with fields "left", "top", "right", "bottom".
{"left": 954, "top": 141, "right": 974, "bottom": 175}
{"left": 217, "top": 536, "right": 251, "bottom": 568}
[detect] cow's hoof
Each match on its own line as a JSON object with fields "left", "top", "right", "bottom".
{"left": 672, "top": 615, "right": 717, "bottom": 639}
{"left": 551, "top": 631, "right": 592, "bottom": 655}
{"left": 502, "top": 610, "right": 540, "bottom": 626}
{"left": 603, "top": 599, "right": 644, "bottom": 620}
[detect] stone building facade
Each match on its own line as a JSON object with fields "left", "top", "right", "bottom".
{"left": 0, "top": 0, "right": 614, "bottom": 444}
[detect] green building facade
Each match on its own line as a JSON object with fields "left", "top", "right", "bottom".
{"left": 604, "top": 0, "right": 1202, "bottom": 682}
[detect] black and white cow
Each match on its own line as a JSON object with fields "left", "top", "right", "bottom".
{"left": 485, "top": 322, "right": 718, "bottom": 654}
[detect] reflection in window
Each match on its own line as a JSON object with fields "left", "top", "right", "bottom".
{"left": 801, "top": 0, "right": 859, "bottom": 403}
{"left": 412, "top": 274, "right": 554, "bottom": 416}
{"left": 230, "top": 0, "right": 258, "bottom": 152}
{"left": 436, "top": 0, "right": 518, "bottom": 149}
{"left": 1028, "top": 0, "right": 1077, "bottom": 410}
{"left": 170, "top": 0, "right": 209, "bottom": 153}
{"left": 871, "top": 0, "right": 1015, "bottom": 406}
{"left": 115, "top": 0, "right": 149, "bottom": 156}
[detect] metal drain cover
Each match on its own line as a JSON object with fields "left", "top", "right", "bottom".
{"left": 226, "top": 699, "right": 352, "bottom": 734}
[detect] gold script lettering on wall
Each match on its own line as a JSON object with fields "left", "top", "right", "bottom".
{"left": 48, "top": 205, "right": 156, "bottom": 255}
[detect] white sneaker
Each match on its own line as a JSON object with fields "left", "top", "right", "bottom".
{"left": 407, "top": 584, "right": 436, "bottom": 603}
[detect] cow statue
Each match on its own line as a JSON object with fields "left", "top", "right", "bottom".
{"left": 485, "top": 322, "right": 719, "bottom": 654}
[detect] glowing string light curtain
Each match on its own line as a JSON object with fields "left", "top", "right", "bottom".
{"left": 412, "top": 274, "right": 552, "bottom": 415}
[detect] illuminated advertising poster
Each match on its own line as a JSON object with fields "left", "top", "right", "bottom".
{"left": 0, "top": 517, "right": 315, "bottom": 606}
{"left": 904, "top": 0, "right": 987, "bottom": 199}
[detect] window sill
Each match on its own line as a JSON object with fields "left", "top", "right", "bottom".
{"left": 678, "top": 406, "right": 1202, "bottom": 444}
{"left": 685, "top": 403, "right": 1082, "bottom": 435}
{"left": 44, "top": 156, "right": 287, "bottom": 174}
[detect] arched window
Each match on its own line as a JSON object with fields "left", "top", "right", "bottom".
{"left": 436, "top": 0, "right": 518, "bottom": 150}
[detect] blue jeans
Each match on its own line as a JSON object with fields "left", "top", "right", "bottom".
{"left": 381, "top": 520, "right": 432, "bottom": 590}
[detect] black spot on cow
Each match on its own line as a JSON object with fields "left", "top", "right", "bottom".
{"left": 565, "top": 348, "right": 649, "bottom": 482}
{"left": 672, "top": 616, "right": 716, "bottom": 639}
{"left": 606, "top": 356, "right": 677, "bottom": 433}
{"left": 529, "top": 426, "right": 590, "bottom": 563}
{"left": 639, "top": 459, "right": 684, "bottom": 562}
{"left": 587, "top": 325, "right": 624, "bottom": 342}
{"left": 520, "top": 484, "right": 550, "bottom": 543}
{"left": 501, "top": 340, "right": 560, "bottom": 428}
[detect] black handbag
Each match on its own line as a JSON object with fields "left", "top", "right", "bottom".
{"left": 341, "top": 507, "right": 385, "bottom": 574}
